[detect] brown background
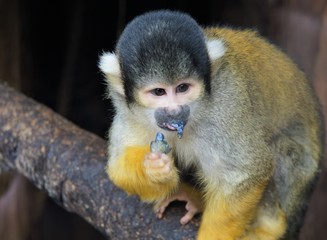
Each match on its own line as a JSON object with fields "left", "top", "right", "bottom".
{"left": 0, "top": 0, "right": 326, "bottom": 239}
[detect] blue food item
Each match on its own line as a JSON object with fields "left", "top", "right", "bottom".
{"left": 150, "top": 132, "right": 172, "bottom": 154}
{"left": 169, "top": 121, "right": 185, "bottom": 139}
{"left": 159, "top": 120, "right": 185, "bottom": 139}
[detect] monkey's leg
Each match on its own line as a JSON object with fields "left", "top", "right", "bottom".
{"left": 154, "top": 183, "right": 204, "bottom": 225}
{"left": 107, "top": 146, "right": 179, "bottom": 202}
{"left": 240, "top": 183, "right": 287, "bottom": 240}
{"left": 197, "top": 181, "right": 268, "bottom": 240}
{"left": 241, "top": 207, "right": 286, "bottom": 240}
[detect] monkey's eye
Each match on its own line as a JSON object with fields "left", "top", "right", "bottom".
{"left": 151, "top": 88, "right": 166, "bottom": 96}
{"left": 176, "top": 84, "right": 190, "bottom": 93}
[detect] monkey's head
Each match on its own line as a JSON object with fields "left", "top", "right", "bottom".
{"left": 99, "top": 10, "right": 225, "bottom": 137}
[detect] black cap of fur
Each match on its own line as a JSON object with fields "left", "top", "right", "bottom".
{"left": 116, "top": 10, "right": 211, "bottom": 104}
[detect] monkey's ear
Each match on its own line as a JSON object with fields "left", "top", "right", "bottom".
{"left": 206, "top": 39, "right": 226, "bottom": 62}
{"left": 99, "top": 52, "right": 124, "bottom": 95}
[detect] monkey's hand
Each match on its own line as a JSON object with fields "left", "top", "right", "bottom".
{"left": 154, "top": 184, "right": 203, "bottom": 225}
{"left": 108, "top": 145, "right": 179, "bottom": 202}
{"left": 144, "top": 152, "right": 176, "bottom": 183}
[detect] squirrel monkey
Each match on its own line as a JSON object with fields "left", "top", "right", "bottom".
{"left": 99, "top": 10, "right": 324, "bottom": 240}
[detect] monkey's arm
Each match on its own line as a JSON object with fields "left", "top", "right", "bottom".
{"left": 195, "top": 131, "right": 275, "bottom": 240}
{"left": 107, "top": 145, "right": 179, "bottom": 202}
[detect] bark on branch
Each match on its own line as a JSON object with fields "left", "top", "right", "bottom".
{"left": 0, "top": 82, "right": 198, "bottom": 239}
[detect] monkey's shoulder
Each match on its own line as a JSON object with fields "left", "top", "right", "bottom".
{"left": 204, "top": 26, "right": 305, "bottom": 89}
{"left": 204, "top": 27, "right": 259, "bottom": 42}
{"left": 203, "top": 26, "right": 288, "bottom": 63}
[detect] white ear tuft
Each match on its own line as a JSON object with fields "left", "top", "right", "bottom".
{"left": 206, "top": 39, "right": 226, "bottom": 61}
{"left": 99, "top": 52, "right": 124, "bottom": 95}
{"left": 99, "top": 52, "right": 121, "bottom": 77}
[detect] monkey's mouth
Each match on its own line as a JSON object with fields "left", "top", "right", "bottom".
{"left": 157, "top": 121, "right": 186, "bottom": 139}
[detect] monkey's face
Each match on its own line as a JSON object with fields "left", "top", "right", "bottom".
{"left": 137, "top": 79, "right": 204, "bottom": 138}
{"left": 99, "top": 9, "right": 227, "bottom": 138}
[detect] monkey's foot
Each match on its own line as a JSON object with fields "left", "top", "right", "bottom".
{"left": 154, "top": 187, "right": 203, "bottom": 225}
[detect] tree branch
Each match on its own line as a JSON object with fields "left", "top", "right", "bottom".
{"left": 0, "top": 82, "right": 198, "bottom": 239}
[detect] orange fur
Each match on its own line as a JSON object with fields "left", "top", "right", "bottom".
{"left": 107, "top": 146, "right": 179, "bottom": 202}
{"left": 197, "top": 182, "right": 267, "bottom": 240}
{"left": 241, "top": 207, "right": 286, "bottom": 240}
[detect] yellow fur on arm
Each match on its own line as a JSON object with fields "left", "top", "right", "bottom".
{"left": 107, "top": 146, "right": 179, "bottom": 202}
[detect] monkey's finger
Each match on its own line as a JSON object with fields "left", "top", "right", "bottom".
{"left": 180, "top": 201, "right": 201, "bottom": 225}
{"left": 144, "top": 159, "right": 166, "bottom": 168}
{"left": 144, "top": 154, "right": 171, "bottom": 169}
{"left": 146, "top": 152, "right": 161, "bottom": 160}
{"left": 155, "top": 205, "right": 168, "bottom": 219}
{"left": 155, "top": 210, "right": 164, "bottom": 219}
{"left": 153, "top": 153, "right": 170, "bottom": 164}
{"left": 180, "top": 210, "right": 197, "bottom": 225}
{"left": 160, "top": 154, "right": 170, "bottom": 164}
{"left": 154, "top": 197, "right": 177, "bottom": 218}
{"left": 156, "top": 200, "right": 171, "bottom": 216}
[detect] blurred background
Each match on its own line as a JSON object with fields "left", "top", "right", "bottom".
{"left": 0, "top": 0, "right": 326, "bottom": 239}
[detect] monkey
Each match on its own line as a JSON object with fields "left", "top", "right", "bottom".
{"left": 99, "top": 10, "right": 324, "bottom": 240}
